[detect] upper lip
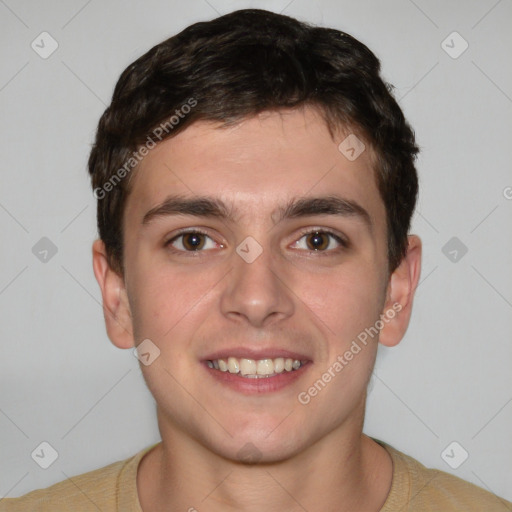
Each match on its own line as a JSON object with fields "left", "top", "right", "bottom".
{"left": 203, "top": 347, "right": 312, "bottom": 362}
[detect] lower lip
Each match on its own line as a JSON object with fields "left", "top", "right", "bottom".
{"left": 203, "top": 362, "right": 311, "bottom": 394}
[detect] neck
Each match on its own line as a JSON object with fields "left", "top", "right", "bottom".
{"left": 138, "top": 410, "right": 392, "bottom": 511}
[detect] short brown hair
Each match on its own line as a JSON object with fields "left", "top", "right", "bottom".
{"left": 88, "top": 8, "right": 418, "bottom": 275}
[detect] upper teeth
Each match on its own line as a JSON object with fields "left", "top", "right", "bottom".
{"left": 207, "top": 357, "right": 304, "bottom": 377}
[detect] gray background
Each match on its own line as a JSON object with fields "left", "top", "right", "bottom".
{"left": 1, "top": 0, "right": 511, "bottom": 502}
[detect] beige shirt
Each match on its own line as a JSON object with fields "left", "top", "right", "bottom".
{"left": 1, "top": 439, "right": 511, "bottom": 511}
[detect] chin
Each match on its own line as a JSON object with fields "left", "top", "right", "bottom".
{"left": 205, "top": 419, "right": 308, "bottom": 464}
{"left": 219, "top": 438, "right": 301, "bottom": 465}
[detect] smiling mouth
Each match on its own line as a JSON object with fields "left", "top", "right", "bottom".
{"left": 206, "top": 356, "right": 308, "bottom": 378}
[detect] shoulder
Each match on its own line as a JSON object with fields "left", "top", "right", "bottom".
{"left": 377, "top": 439, "right": 512, "bottom": 511}
{"left": 0, "top": 444, "right": 156, "bottom": 512}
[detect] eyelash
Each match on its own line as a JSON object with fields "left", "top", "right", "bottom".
{"left": 164, "top": 228, "right": 348, "bottom": 254}
{"left": 164, "top": 228, "right": 218, "bottom": 253}
{"left": 294, "top": 228, "right": 349, "bottom": 252}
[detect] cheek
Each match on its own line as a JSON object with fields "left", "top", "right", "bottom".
{"left": 293, "top": 262, "right": 385, "bottom": 343}
{"left": 295, "top": 268, "right": 381, "bottom": 418}
{"left": 126, "top": 258, "right": 222, "bottom": 342}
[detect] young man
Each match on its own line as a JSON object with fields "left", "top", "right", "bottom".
{"left": 2, "top": 8, "right": 510, "bottom": 512}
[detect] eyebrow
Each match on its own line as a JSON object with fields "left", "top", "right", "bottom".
{"left": 142, "top": 195, "right": 372, "bottom": 232}
{"left": 142, "top": 196, "right": 232, "bottom": 225}
{"left": 277, "top": 196, "right": 373, "bottom": 232}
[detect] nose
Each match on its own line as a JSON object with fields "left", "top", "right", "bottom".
{"left": 219, "top": 243, "right": 295, "bottom": 328}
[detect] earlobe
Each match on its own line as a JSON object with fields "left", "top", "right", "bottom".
{"left": 379, "top": 235, "right": 422, "bottom": 347}
{"left": 92, "top": 239, "right": 134, "bottom": 349}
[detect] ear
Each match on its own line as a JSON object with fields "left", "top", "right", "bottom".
{"left": 379, "top": 235, "right": 422, "bottom": 347}
{"left": 92, "top": 239, "right": 134, "bottom": 349}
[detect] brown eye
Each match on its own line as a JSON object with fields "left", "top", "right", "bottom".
{"left": 305, "top": 232, "right": 330, "bottom": 251}
{"left": 168, "top": 231, "right": 217, "bottom": 252}
{"left": 291, "top": 230, "right": 345, "bottom": 253}
{"left": 181, "top": 232, "right": 206, "bottom": 251}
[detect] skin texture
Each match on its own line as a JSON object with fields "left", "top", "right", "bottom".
{"left": 93, "top": 106, "right": 422, "bottom": 511}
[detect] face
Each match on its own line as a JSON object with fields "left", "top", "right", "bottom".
{"left": 103, "top": 107, "right": 405, "bottom": 462}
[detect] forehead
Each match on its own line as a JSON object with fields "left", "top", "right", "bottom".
{"left": 124, "top": 107, "right": 385, "bottom": 228}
